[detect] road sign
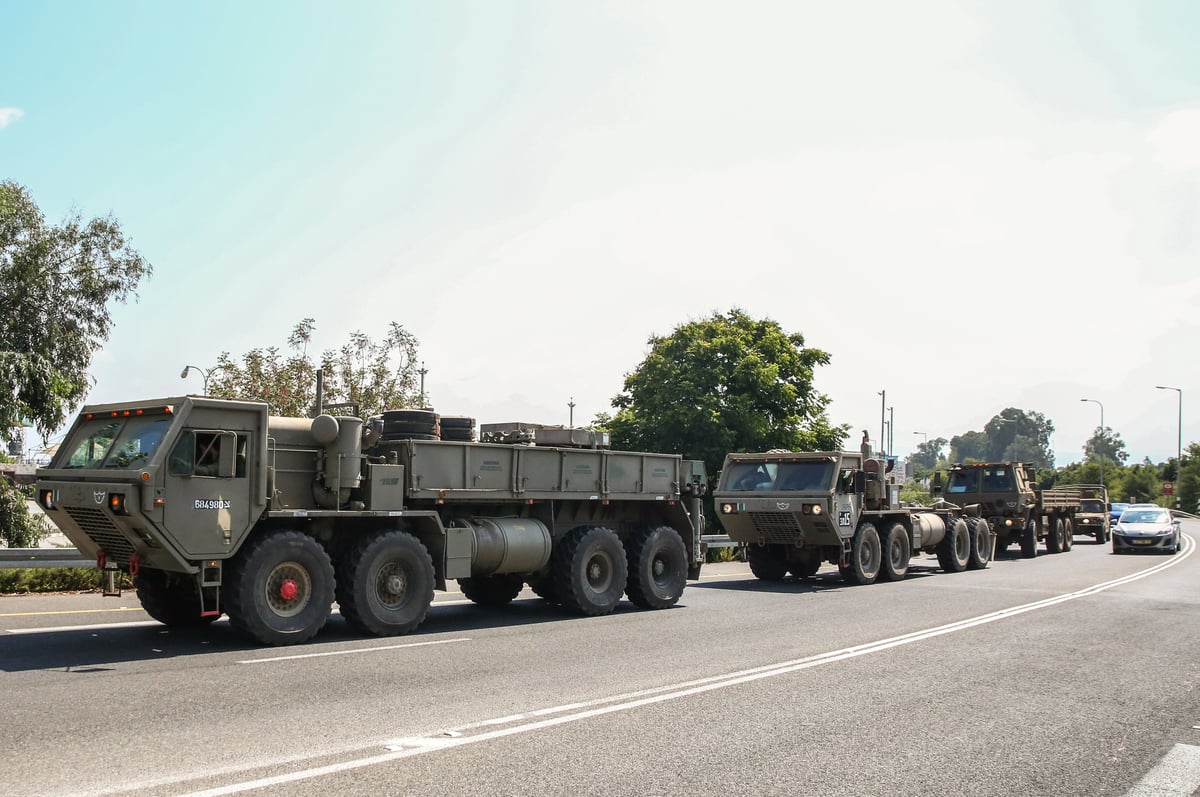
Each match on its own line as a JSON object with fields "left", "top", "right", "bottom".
{"left": 1163, "top": 482, "right": 1174, "bottom": 496}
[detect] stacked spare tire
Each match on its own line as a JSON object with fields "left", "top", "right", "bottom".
{"left": 379, "top": 408, "right": 476, "bottom": 442}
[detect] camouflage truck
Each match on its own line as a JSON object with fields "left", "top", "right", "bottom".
{"left": 712, "top": 446, "right": 992, "bottom": 585}
{"left": 34, "top": 396, "right": 706, "bottom": 645}
{"left": 1059, "top": 484, "right": 1110, "bottom": 544}
{"left": 933, "top": 462, "right": 1081, "bottom": 558}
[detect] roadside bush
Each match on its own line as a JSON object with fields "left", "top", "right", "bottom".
{"left": 0, "top": 568, "right": 132, "bottom": 594}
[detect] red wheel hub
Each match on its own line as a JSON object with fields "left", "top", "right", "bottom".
{"left": 279, "top": 578, "right": 299, "bottom": 601}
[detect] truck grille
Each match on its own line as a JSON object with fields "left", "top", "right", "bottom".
{"left": 64, "top": 506, "right": 136, "bottom": 563}
{"left": 749, "top": 511, "right": 802, "bottom": 543}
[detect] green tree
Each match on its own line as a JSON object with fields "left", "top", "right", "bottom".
{"left": 950, "top": 409, "right": 1055, "bottom": 467}
{"left": 911, "top": 437, "right": 948, "bottom": 469}
{"left": 949, "top": 430, "right": 989, "bottom": 462}
{"left": 209, "top": 319, "right": 421, "bottom": 418}
{"left": 603, "top": 309, "right": 848, "bottom": 483}
{"left": 0, "top": 180, "right": 151, "bottom": 437}
{"left": 1084, "top": 426, "right": 1129, "bottom": 465}
{"left": 1179, "top": 442, "right": 1200, "bottom": 513}
{"left": 0, "top": 480, "right": 45, "bottom": 548}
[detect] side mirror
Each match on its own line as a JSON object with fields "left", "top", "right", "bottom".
{"left": 931, "top": 472, "right": 943, "bottom": 496}
{"left": 854, "top": 471, "right": 866, "bottom": 493}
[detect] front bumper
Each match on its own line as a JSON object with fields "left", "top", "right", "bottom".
{"left": 1112, "top": 533, "right": 1178, "bottom": 553}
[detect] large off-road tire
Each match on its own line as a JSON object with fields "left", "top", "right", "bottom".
{"left": 225, "top": 531, "right": 335, "bottom": 646}
{"left": 879, "top": 522, "right": 910, "bottom": 582}
{"left": 1062, "top": 518, "right": 1074, "bottom": 551}
{"left": 336, "top": 530, "right": 434, "bottom": 636}
{"left": 966, "top": 517, "right": 992, "bottom": 570}
{"left": 135, "top": 568, "right": 217, "bottom": 627}
{"left": 552, "top": 526, "right": 628, "bottom": 616}
{"left": 846, "top": 522, "right": 882, "bottom": 585}
{"left": 937, "top": 517, "right": 971, "bottom": 573}
{"left": 747, "top": 543, "right": 789, "bottom": 581}
{"left": 624, "top": 526, "right": 688, "bottom": 610}
{"left": 1046, "top": 517, "right": 1064, "bottom": 553}
{"left": 1020, "top": 519, "right": 1038, "bottom": 558}
{"left": 459, "top": 574, "right": 524, "bottom": 606}
{"left": 789, "top": 556, "right": 822, "bottom": 579}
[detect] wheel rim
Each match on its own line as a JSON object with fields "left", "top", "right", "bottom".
{"left": 859, "top": 535, "right": 880, "bottom": 575}
{"left": 266, "top": 561, "right": 311, "bottom": 618}
{"left": 586, "top": 551, "right": 614, "bottom": 593}
{"left": 374, "top": 562, "right": 411, "bottom": 609}
{"left": 651, "top": 553, "right": 669, "bottom": 586}
{"left": 889, "top": 537, "right": 905, "bottom": 569}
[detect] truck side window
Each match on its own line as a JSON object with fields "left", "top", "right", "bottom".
{"left": 168, "top": 434, "right": 196, "bottom": 476}
{"left": 235, "top": 434, "right": 248, "bottom": 478}
{"left": 194, "top": 433, "right": 221, "bottom": 477}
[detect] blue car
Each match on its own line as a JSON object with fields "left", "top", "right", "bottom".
{"left": 1108, "top": 502, "right": 1129, "bottom": 526}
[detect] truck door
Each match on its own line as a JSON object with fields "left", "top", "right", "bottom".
{"left": 164, "top": 429, "right": 254, "bottom": 557}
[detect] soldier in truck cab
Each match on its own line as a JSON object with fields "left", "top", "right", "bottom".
{"left": 195, "top": 438, "right": 220, "bottom": 477}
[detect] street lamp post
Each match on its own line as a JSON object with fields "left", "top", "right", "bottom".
{"left": 878, "top": 390, "right": 886, "bottom": 456}
{"left": 1156, "top": 386, "right": 1182, "bottom": 510}
{"left": 1079, "top": 398, "right": 1104, "bottom": 489}
{"left": 181, "top": 365, "right": 226, "bottom": 394}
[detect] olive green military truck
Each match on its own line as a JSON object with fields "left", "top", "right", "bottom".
{"left": 34, "top": 396, "right": 706, "bottom": 645}
{"left": 712, "top": 446, "right": 991, "bottom": 585}
{"left": 933, "top": 462, "right": 1080, "bottom": 557}
{"left": 1059, "top": 484, "right": 1109, "bottom": 544}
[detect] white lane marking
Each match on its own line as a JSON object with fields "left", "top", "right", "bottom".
{"left": 166, "top": 534, "right": 1194, "bottom": 797}
{"left": 236, "top": 638, "right": 470, "bottom": 664}
{"left": 1124, "top": 744, "right": 1200, "bottom": 796}
{"left": 4, "top": 620, "right": 161, "bottom": 634}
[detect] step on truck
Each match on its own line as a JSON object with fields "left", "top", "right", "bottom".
{"left": 34, "top": 396, "right": 707, "bottom": 645}
{"left": 933, "top": 462, "right": 1081, "bottom": 557}
{"left": 711, "top": 444, "right": 992, "bottom": 585}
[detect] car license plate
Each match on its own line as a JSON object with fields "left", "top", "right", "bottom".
{"left": 1133, "top": 539, "right": 1153, "bottom": 545}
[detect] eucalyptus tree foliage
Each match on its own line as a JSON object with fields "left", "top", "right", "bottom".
{"left": 0, "top": 180, "right": 151, "bottom": 437}
{"left": 1083, "top": 426, "right": 1129, "bottom": 464}
{"left": 603, "top": 308, "right": 848, "bottom": 483}
{"left": 950, "top": 408, "right": 1056, "bottom": 468}
{"left": 208, "top": 319, "right": 422, "bottom": 419}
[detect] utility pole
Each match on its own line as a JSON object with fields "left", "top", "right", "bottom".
{"left": 878, "top": 390, "right": 886, "bottom": 456}
{"left": 569, "top": 397, "right": 576, "bottom": 428}
{"left": 418, "top": 362, "right": 428, "bottom": 406}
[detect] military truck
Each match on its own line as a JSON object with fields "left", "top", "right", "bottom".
{"left": 933, "top": 462, "right": 1080, "bottom": 557}
{"left": 712, "top": 445, "right": 991, "bottom": 585}
{"left": 1060, "top": 484, "right": 1110, "bottom": 544}
{"left": 34, "top": 396, "right": 707, "bottom": 645}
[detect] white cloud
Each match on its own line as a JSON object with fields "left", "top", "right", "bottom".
{"left": 0, "top": 107, "right": 23, "bottom": 129}
{"left": 1148, "top": 108, "right": 1200, "bottom": 171}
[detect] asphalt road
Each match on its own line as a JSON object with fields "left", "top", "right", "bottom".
{"left": 2, "top": 524, "right": 1198, "bottom": 797}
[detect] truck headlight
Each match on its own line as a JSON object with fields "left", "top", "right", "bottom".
{"left": 39, "top": 489, "right": 55, "bottom": 510}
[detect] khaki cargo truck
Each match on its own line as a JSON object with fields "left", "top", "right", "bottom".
{"left": 712, "top": 445, "right": 991, "bottom": 585}
{"left": 34, "top": 396, "right": 706, "bottom": 645}
{"left": 934, "top": 462, "right": 1080, "bottom": 557}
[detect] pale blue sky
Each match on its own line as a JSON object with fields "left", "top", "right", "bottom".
{"left": 3, "top": 1, "right": 1199, "bottom": 465}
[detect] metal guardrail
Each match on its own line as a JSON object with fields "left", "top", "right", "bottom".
{"left": 5, "top": 539, "right": 746, "bottom": 569}
{"left": 0, "top": 548, "right": 91, "bottom": 569}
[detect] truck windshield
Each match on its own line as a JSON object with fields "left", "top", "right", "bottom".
{"left": 1080, "top": 499, "right": 1104, "bottom": 513}
{"left": 946, "top": 470, "right": 977, "bottom": 493}
{"left": 723, "top": 460, "right": 834, "bottom": 492}
{"left": 59, "top": 416, "right": 173, "bottom": 470}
